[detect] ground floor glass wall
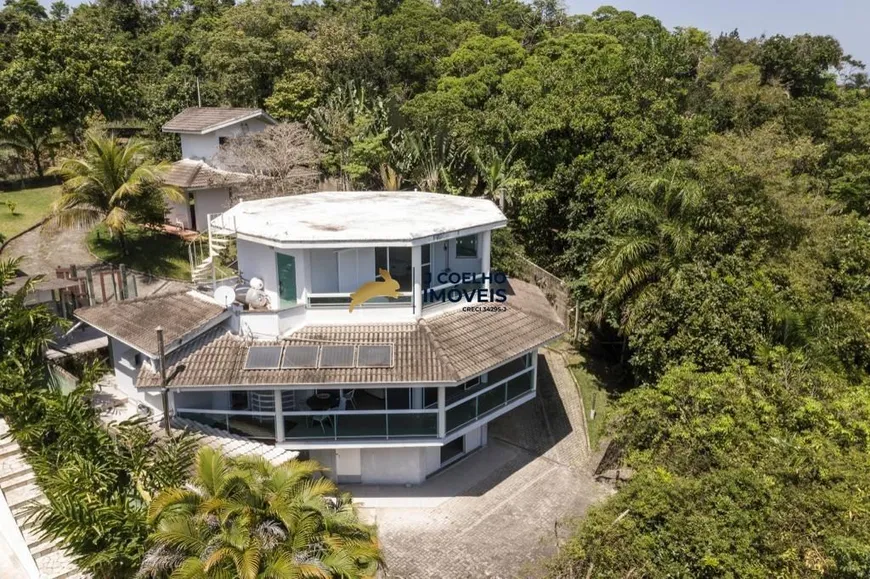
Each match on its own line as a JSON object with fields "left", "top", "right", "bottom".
{"left": 174, "top": 352, "right": 536, "bottom": 443}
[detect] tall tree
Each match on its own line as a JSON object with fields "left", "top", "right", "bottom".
{"left": 590, "top": 163, "right": 705, "bottom": 330}
{"left": 0, "top": 114, "right": 63, "bottom": 177}
{"left": 48, "top": 132, "right": 182, "bottom": 254}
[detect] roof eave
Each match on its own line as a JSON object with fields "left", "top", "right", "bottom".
{"left": 228, "top": 219, "right": 509, "bottom": 249}
{"left": 162, "top": 111, "right": 277, "bottom": 135}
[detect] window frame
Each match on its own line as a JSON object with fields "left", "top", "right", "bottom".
{"left": 455, "top": 235, "right": 478, "bottom": 259}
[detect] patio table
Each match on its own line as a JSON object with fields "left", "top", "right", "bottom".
{"left": 306, "top": 392, "right": 339, "bottom": 411}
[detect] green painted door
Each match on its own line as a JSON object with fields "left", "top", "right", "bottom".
{"left": 276, "top": 253, "right": 297, "bottom": 307}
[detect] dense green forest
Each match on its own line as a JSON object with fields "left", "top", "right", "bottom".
{"left": 2, "top": 0, "right": 870, "bottom": 575}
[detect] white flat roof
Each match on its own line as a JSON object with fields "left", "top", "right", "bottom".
{"left": 215, "top": 191, "right": 507, "bottom": 245}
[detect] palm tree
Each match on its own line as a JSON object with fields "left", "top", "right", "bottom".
{"left": 0, "top": 114, "right": 64, "bottom": 177}
{"left": 140, "top": 447, "right": 383, "bottom": 579}
{"left": 590, "top": 163, "right": 705, "bottom": 332}
{"left": 48, "top": 131, "right": 182, "bottom": 254}
{"left": 472, "top": 145, "right": 517, "bottom": 210}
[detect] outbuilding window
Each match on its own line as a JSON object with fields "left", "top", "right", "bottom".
{"left": 455, "top": 235, "right": 477, "bottom": 258}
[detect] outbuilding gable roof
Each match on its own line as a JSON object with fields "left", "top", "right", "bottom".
{"left": 162, "top": 107, "right": 277, "bottom": 134}
{"left": 162, "top": 160, "right": 251, "bottom": 190}
{"left": 74, "top": 291, "right": 229, "bottom": 357}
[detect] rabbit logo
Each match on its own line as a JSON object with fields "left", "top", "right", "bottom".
{"left": 349, "top": 268, "right": 401, "bottom": 312}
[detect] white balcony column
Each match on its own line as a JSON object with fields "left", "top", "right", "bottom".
{"left": 412, "top": 244, "right": 423, "bottom": 320}
{"left": 531, "top": 350, "right": 538, "bottom": 392}
{"left": 481, "top": 230, "right": 492, "bottom": 291}
{"left": 411, "top": 388, "right": 424, "bottom": 409}
{"left": 274, "top": 389, "right": 284, "bottom": 442}
{"left": 437, "top": 386, "right": 446, "bottom": 438}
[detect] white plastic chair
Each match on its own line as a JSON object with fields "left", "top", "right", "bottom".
{"left": 342, "top": 389, "right": 356, "bottom": 409}
{"left": 311, "top": 413, "right": 331, "bottom": 433}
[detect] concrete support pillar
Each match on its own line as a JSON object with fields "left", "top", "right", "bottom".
{"left": 481, "top": 230, "right": 492, "bottom": 291}
{"left": 437, "top": 386, "right": 446, "bottom": 438}
{"left": 412, "top": 244, "right": 422, "bottom": 320}
{"left": 274, "top": 389, "right": 284, "bottom": 442}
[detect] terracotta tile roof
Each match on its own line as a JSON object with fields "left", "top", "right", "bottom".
{"left": 163, "top": 160, "right": 250, "bottom": 190}
{"left": 75, "top": 291, "right": 229, "bottom": 357}
{"left": 162, "top": 107, "right": 276, "bottom": 134}
{"left": 136, "top": 280, "right": 564, "bottom": 389}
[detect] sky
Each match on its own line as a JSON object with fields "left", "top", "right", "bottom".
{"left": 567, "top": 0, "right": 868, "bottom": 68}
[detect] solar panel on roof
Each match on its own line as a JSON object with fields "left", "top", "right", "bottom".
{"left": 319, "top": 345, "right": 355, "bottom": 368}
{"left": 282, "top": 345, "right": 320, "bottom": 368}
{"left": 357, "top": 345, "right": 393, "bottom": 368}
{"left": 245, "top": 346, "right": 283, "bottom": 370}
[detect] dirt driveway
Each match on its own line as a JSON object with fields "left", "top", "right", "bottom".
{"left": 349, "top": 350, "right": 611, "bottom": 579}
{"left": 2, "top": 224, "right": 93, "bottom": 275}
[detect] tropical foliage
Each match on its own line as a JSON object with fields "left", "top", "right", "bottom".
{"left": 3, "top": 0, "right": 870, "bottom": 575}
{"left": 48, "top": 131, "right": 182, "bottom": 253}
{"left": 141, "top": 447, "right": 382, "bottom": 578}
{"left": 1, "top": 258, "right": 379, "bottom": 578}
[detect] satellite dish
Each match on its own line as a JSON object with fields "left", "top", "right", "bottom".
{"left": 213, "top": 286, "right": 236, "bottom": 307}
{"left": 250, "top": 277, "right": 265, "bottom": 290}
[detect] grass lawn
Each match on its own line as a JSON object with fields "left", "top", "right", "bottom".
{"left": 550, "top": 337, "right": 629, "bottom": 450}
{"left": 0, "top": 185, "right": 61, "bottom": 241}
{"left": 570, "top": 360, "right": 611, "bottom": 450}
{"left": 87, "top": 224, "right": 235, "bottom": 281}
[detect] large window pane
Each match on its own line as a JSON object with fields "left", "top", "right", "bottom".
{"left": 389, "top": 413, "right": 437, "bottom": 437}
{"left": 507, "top": 371, "right": 534, "bottom": 401}
{"left": 487, "top": 356, "right": 530, "bottom": 384}
{"left": 446, "top": 398, "right": 477, "bottom": 432}
{"left": 284, "top": 415, "right": 334, "bottom": 439}
{"left": 477, "top": 384, "right": 507, "bottom": 417}
{"left": 336, "top": 414, "right": 387, "bottom": 438}
{"left": 424, "top": 387, "right": 438, "bottom": 408}
{"left": 386, "top": 388, "right": 411, "bottom": 410}
{"left": 389, "top": 247, "right": 412, "bottom": 291}
{"left": 229, "top": 415, "right": 275, "bottom": 441}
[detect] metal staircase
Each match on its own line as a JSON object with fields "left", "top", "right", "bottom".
{"left": 189, "top": 213, "right": 237, "bottom": 287}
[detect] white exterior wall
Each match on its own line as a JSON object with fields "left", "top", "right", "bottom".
{"left": 360, "top": 447, "right": 428, "bottom": 485}
{"left": 109, "top": 337, "right": 166, "bottom": 412}
{"left": 110, "top": 337, "right": 140, "bottom": 394}
{"left": 193, "top": 188, "right": 231, "bottom": 232}
{"left": 166, "top": 189, "right": 191, "bottom": 229}
{"left": 237, "top": 239, "right": 280, "bottom": 309}
{"left": 179, "top": 118, "right": 270, "bottom": 163}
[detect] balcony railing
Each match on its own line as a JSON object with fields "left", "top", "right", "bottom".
{"left": 176, "top": 410, "right": 276, "bottom": 442}
{"left": 175, "top": 358, "right": 536, "bottom": 443}
{"left": 306, "top": 292, "right": 413, "bottom": 308}
{"left": 283, "top": 409, "right": 438, "bottom": 440}
{"left": 445, "top": 369, "right": 534, "bottom": 434}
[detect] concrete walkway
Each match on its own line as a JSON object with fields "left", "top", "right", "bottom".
{"left": 0, "top": 421, "right": 87, "bottom": 579}
{"left": 352, "top": 350, "right": 611, "bottom": 579}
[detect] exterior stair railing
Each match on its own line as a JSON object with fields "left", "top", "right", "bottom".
{"left": 188, "top": 213, "right": 238, "bottom": 288}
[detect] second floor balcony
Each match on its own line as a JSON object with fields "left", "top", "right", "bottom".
{"left": 209, "top": 191, "right": 508, "bottom": 334}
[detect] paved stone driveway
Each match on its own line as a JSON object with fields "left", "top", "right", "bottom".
{"left": 350, "top": 350, "right": 611, "bottom": 579}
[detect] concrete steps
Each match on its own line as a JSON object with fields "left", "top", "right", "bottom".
{"left": 0, "top": 421, "right": 89, "bottom": 578}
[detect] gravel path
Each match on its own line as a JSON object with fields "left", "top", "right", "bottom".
{"left": 2, "top": 224, "right": 93, "bottom": 275}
